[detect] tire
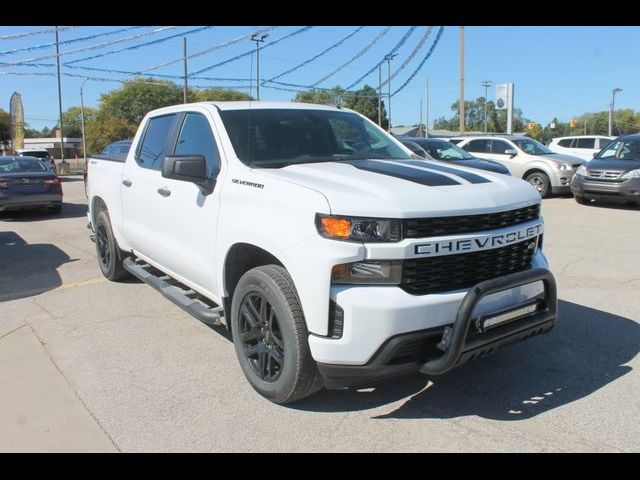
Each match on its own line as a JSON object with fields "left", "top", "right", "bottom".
{"left": 94, "top": 209, "right": 129, "bottom": 281}
{"left": 231, "top": 265, "right": 323, "bottom": 404}
{"left": 525, "top": 172, "right": 551, "bottom": 198}
{"left": 575, "top": 195, "right": 590, "bottom": 205}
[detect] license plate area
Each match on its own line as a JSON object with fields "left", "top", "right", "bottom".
{"left": 475, "top": 300, "right": 541, "bottom": 333}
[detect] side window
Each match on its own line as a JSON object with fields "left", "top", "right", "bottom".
{"left": 137, "top": 114, "right": 177, "bottom": 170}
{"left": 174, "top": 113, "right": 221, "bottom": 176}
{"left": 490, "top": 140, "right": 511, "bottom": 154}
{"left": 464, "top": 139, "right": 488, "bottom": 153}
{"left": 576, "top": 138, "right": 595, "bottom": 149}
{"left": 599, "top": 140, "right": 621, "bottom": 159}
{"left": 558, "top": 139, "right": 573, "bottom": 147}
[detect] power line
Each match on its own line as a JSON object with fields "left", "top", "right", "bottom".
{"left": 262, "top": 26, "right": 364, "bottom": 85}
{"left": 311, "top": 26, "right": 391, "bottom": 87}
{"left": 0, "top": 27, "right": 179, "bottom": 67}
{"left": 191, "top": 26, "right": 314, "bottom": 76}
{"left": 0, "top": 26, "right": 78, "bottom": 41}
{"left": 379, "top": 26, "right": 433, "bottom": 89}
{"left": 0, "top": 26, "right": 147, "bottom": 57}
{"left": 346, "top": 26, "right": 417, "bottom": 90}
{"left": 392, "top": 26, "right": 445, "bottom": 96}
{"left": 63, "top": 26, "right": 213, "bottom": 65}
{"left": 139, "top": 27, "right": 279, "bottom": 73}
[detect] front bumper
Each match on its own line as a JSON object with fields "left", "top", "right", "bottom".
{"left": 549, "top": 169, "right": 576, "bottom": 193}
{"left": 317, "top": 266, "right": 557, "bottom": 389}
{"left": 571, "top": 175, "right": 640, "bottom": 203}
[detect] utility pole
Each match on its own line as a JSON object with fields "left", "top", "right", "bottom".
{"left": 419, "top": 98, "right": 423, "bottom": 137}
{"left": 183, "top": 37, "right": 188, "bottom": 103}
{"left": 459, "top": 26, "right": 465, "bottom": 134}
{"left": 425, "top": 78, "right": 429, "bottom": 137}
{"left": 378, "top": 64, "right": 382, "bottom": 127}
{"left": 251, "top": 33, "right": 268, "bottom": 101}
{"left": 80, "top": 79, "right": 88, "bottom": 168}
{"left": 385, "top": 53, "right": 398, "bottom": 133}
{"left": 609, "top": 87, "right": 622, "bottom": 136}
{"left": 55, "top": 26, "right": 65, "bottom": 163}
{"left": 481, "top": 80, "right": 492, "bottom": 133}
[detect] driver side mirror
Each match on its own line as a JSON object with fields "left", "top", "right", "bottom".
{"left": 162, "top": 155, "right": 216, "bottom": 195}
{"left": 592, "top": 151, "right": 598, "bottom": 158}
{"left": 504, "top": 149, "right": 517, "bottom": 157}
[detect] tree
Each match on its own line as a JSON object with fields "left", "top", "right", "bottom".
{"left": 434, "top": 97, "right": 523, "bottom": 133}
{"left": 52, "top": 106, "right": 99, "bottom": 138}
{"left": 85, "top": 117, "right": 137, "bottom": 155}
{"left": 0, "top": 109, "right": 9, "bottom": 145}
{"left": 192, "top": 88, "right": 252, "bottom": 102}
{"left": 294, "top": 84, "right": 388, "bottom": 127}
{"left": 98, "top": 77, "right": 184, "bottom": 125}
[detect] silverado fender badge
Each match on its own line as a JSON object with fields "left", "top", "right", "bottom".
{"left": 232, "top": 179, "right": 264, "bottom": 189}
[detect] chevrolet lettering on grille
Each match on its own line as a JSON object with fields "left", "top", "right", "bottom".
{"left": 414, "top": 223, "right": 543, "bottom": 257}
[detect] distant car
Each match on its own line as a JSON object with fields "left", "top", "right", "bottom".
{"left": 548, "top": 135, "right": 614, "bottom": 161}
{"left": 398, "top": 137, "right": 511, "bottom": 175}
{"left": 0, "top": 156, "right": 63, "bottom": 214}
{"left": 456, "top": 135, "right": 585, "bottom": 197}
{"left": 16, "top": 148, "right": 57, "bottom": 175}
{"left": 571, "top": 134, "right": 640, "bottom": 206}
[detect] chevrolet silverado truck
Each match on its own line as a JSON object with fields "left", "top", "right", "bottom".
{"left": 86, "top": 101, "right": 557, "bottom": 404}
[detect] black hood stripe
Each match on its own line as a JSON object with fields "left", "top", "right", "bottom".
{"left": 347, "top": 160, "right": 461, "bottom": 186}
{"left": 403, "top": 160, "right": 492, "bottom": 184}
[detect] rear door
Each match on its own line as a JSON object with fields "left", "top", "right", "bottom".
{"left": 571, "top": 137, "right": 596, "bottom": 160}
{"left": 462, "top": 139, "right": 491, "bottom": 159}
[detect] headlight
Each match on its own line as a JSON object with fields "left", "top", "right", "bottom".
{"left": 316, "top": 214, "right": 402, "bottom": 242}
{"left": 621, "top": 169, "right": 640, "bottom": 180}
{"left": 332, "top": 261, "right": 402, "bottom": 284}
{"left": 575, "top": 165, "right": 588, "bottom": 176}
{"left": 556, "top": 162, "right": 572, "bottom": 171}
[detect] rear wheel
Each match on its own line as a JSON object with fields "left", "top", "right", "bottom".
{"left": 231, "top": 265, "right": 323, "bottom": 404}
{"left": 525, "top": 172, "right": 551, "bottom": 198}
{"left": 94, "top": 210, "right": 129, "bottom": 281}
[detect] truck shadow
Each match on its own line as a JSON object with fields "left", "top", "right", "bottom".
{"left": 293, "top": 300, "right": 639, "bottom": 420}
{"left": 0, "top": 231, "right": 77, "bottom": 302}
{"left": 0, "top": 202, "right": 88, "bottom": 221}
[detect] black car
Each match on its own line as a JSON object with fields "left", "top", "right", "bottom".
{"left": 398, "top": 137, "right": 510, "bottom": 175}
{"left": 0, "top": 156, "right": 63, "bottom": 214}
{"left": 571, "top": 134, "right": 640, "bottom": 206}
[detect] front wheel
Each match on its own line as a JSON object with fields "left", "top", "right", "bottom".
{"left": 231, "top": 265, "right": 323, "bottom": 404}
{"left": 525, "top": 172, "right": 551, "bottom": 198}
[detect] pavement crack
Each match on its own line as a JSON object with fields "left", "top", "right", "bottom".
{"left": 0, "top": 324, "right": 28, "bottom": 340}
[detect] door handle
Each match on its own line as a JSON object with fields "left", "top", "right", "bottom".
{"left": 157, "top": 187, "right": 171, "bottom": 197}
{"left": 122, "top": 179, "right": 132, "bottom": 187}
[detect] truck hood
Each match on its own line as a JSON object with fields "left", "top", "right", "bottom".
{"left": 257, "top": 159, "right": 541, "bottom": 217}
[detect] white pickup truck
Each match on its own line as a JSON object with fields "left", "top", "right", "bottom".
{"left": 87, "top": 101, "right": 557, "bottom": 404}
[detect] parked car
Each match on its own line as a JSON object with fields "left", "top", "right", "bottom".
{"left": 84, "top": 140, "right": 133, "bottom": 195}
{"left": 456, "top": 135, "right": 585, "bottom": 197}
{"left": 0, "top": 156, "right": 63, "bottom": 214}
{"left": 548, "top": 135, "right": 614, "bottom": 161}
{"left": 398, "top": 137, "right": 510, "bottom": 175}
{"left": 16, "top": 148, "right": 57, "bottom": 174}
{"left": 86, "top": 101, "right": 556, "bottom": 404}
{"left": 571, "top": 134, "right": 640, "bottom": 206}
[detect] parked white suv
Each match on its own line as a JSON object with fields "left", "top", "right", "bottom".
{"left": 548, "top": 135, "right": 614, "bottom": 161}
{"left": 456, "top": 135, "right": 585, "bottom": 197}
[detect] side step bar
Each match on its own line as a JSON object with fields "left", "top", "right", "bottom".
{"left": 123, "top": 257, "right": 224, "bottom": 327}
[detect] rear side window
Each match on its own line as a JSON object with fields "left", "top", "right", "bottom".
{"left": 598, "top": 138, "right": 612, "bottom": 149}
{"left": 558, "top": 139, "right": 573, "bottom": 147}
{"left": 137, "top": 114, "right": 177, "bottom": 169}
{"left": 464, "top": 139, "right": 488, "bottom": 153}
{"left": 490, "top": 140, "right": 511, "bottom": 154}
{"left": 174, "top": 113, "right": 221, "bottom": 176}
{"left": 576, "top": 138, "right": 595, "bottom": 149}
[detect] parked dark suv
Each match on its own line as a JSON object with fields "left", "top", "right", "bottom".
{"left": 571, "top": 134, "right": 640, "bottom": 206}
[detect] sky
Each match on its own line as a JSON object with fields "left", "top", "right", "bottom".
{"left": 0, "top": 25, "right": 638, "bottom": 131}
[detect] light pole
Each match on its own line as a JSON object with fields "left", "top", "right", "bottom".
{"left": 80, "top": 79, "right": 88, "bottom": 169}
{"left": 55, "top": 26, "right": 65, "bottom": 165}
{"left": 251, "top": 33, "right": 268, "bottom": 101}
{"left": 481, "top": 80, "right": 492, "bottom": 133}
{"left": 609, "top": 87, "right": 622, "bottom": 136}
{"left": 384, "top": 53, "right": 397, "bottom": 132}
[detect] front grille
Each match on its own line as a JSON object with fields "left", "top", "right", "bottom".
{"left": 401, "top": 240, "right": 537, "bottom": 295}
{"left": 587, "top": 170, "right": 623, "bottom": 181}
{"left": 403, "top": 204, "right": 540, "bottom": 238}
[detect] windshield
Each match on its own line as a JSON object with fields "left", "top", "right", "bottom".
{"left": 512, "top": 138, "right": 554, "bottom": 155}
{"left": 0, "top": 158, "right": 48, "bottom": 173}
{"left": 422, "top": 140, "right": 476, "bottom": 160}
{"left": 219, "top": 108, "right": 411, "bottom": 167}
{"left": 597, "top": 138, "right": 640, "bottom": 160}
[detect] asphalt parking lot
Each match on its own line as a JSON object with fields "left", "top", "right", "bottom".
{"left": 1, "top": 177, "right": 638, "bottom": 452}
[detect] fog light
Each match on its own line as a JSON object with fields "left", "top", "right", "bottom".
{"left": 560, "top": 178, "right": 568, "bottom": 185}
